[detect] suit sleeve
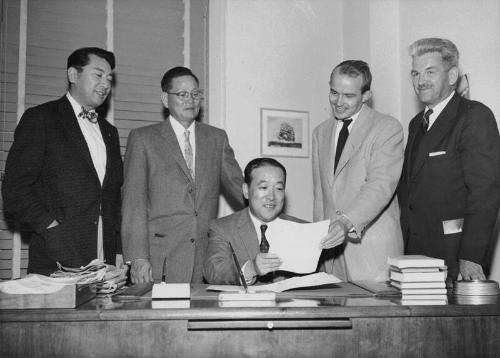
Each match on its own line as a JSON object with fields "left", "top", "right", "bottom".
{"left": 203, "top": 220, "right": 239, "bottom": 284}
{"left": 311, "top": 128, "right": 324, "bottom": 221}
{"left": 458, "top": 104, "right": 500, "bottom": 263}
{"left": 219, "top": 131, "right": 245, "bottom": 211}
{"left": 110, "top": 126, "right": 124, "bottom": 254}
{"left": 344, "top": 119, "right": 404, "bottom": 235}
{"left": 2, "top": 108, "right": 55, "bottom": 232}
{"left": 121, "top": 129, "right": 150, "bottom": 261}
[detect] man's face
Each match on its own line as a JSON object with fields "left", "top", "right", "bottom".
{"left": 411, "top": 52, "right": 457, "bottom": 108}
{"left": 329, "top": 70, "right": 371, "bottom": 120}
{"left": 243, "top": 165, "right": 285, "bottom": 223}
{"left": 68, "top": 54, "right": 113, "bottom": 109}
{"left": 162, "top": 75, "right": 201, "bottom": 125}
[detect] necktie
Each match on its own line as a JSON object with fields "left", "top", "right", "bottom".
{"left": 260, "top": 224, "right": 269, "bottom": 253}
{"left": 79, "top": 106, "right": 98, "bottom": 123}
{"left": 184, "top": 129, "right": 194, "bottom": 178}
{"left": 410, "top": 109, "right": 433, "bottom": 176}
{"left": 334, "top": 118, "right": 352, "bottom": 172}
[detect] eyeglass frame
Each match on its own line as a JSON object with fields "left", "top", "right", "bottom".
{"left": 166, "top": 89, "right": 204, "bottom": 101}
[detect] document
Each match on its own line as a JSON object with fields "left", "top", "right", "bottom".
{"left": 269, "top": 219, "right": 330, "bottom": 273}
{"left": 207, "top": 272, "right": 342, "bottom": 293}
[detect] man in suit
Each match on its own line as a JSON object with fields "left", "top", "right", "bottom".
{"left": 122, "top": 66, "right": 244, "bottom": 284}
{"left": 398, "top": 38, "right": 500, "bottom": 282}
{"left": 2, "top": 47, "right": 123, "bottom": 275}
{"left": 312, "top": 60, "right": 404, "bottom": 281}
{"left": 204, "top": 157, "right": 306, "bottom": 285}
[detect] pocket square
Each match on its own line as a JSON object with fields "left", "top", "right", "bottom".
{"left": 429, "top": 151, "right": 446, "bottom": 157}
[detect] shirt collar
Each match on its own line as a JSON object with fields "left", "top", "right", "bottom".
{"left": 169, "top": 115, "right": 195, "bottom": 137}
{"left": 425, "top": 90, "right": 455, "bottom": 120}
{"left": 247, "top": 208, "right": 281, "bottom": 233}
{"left": 336, "top": 104, "right": 363, "bottom": 127}
{"left": 66, "top": 92, "right": 85, "bottom": 118}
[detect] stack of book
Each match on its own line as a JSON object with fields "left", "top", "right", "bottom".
{"left": 388, "top": 255, "right": 448, "bottom": 305}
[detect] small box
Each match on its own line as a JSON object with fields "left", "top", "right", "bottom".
{"left": 152, "top": 282, "right": 190, "bottom": 299}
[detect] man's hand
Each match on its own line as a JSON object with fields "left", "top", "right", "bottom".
{"left": 319, "top": 219, "right": 349, "bottom": 250}
{"left": 130, "top": 259, "right": 153, "bottom": 284}
{"left": 252, "top": 253, "right": 282, "bottom": 276}
{"left": 459, "top": 259, "right": 486, "bottom": 280}
{"left": 115, "top": 254, "right": 125, "bottom": 269}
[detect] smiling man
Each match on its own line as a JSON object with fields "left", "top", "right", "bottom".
{"left": 3, "top": 47, "right": 123, "bottom": 275}
{"left": 398, "top": 38, "right": 500, "bottom": 283}
{"left": 312, "top": 60, "right": 404, "bottom": 282}
{"left": 122, "top": 67, "right": 244, "bottom": 284}
{"left": 204, "top": 157, "right": 306, "bottom": 285}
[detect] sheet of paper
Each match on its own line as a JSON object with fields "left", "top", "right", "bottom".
{"left": 269, "top": 220, "right": 330, "bottom": 273}
{"left": 207, "top": 272, "right": 342, "bottom": 293}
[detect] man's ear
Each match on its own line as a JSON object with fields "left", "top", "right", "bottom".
{"left": 361, "top": 89, "right": 372, "bottom": 103}
{"left": 67, "top": 67, "right": 77, "bottom": 85}
{"left": 160, "top": 92, "right": 169, "bottom": 108}
{"left": 448, "top": 66, "right": 459, "bottom": 87}
{"left": 242, "top": 183, "right": 249, "bottom": 200}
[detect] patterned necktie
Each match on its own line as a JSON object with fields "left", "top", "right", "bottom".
{"left": 79, "top": 106, "right": 98, "bottom": 123}
{"left": 334, "top": 118, "right": 352, "bottom": 172}
{"left": 422, "top": 108, "right": 433, "bottom": 133}
{"left": 260, "top": 224, "right": 269, "bottom": 253}
{"left": 184, "top": 129, "right": 194, "bottom": 178}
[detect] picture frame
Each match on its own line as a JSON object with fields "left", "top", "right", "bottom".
{"left": 260, "top": 108, "right": 309, "bottom": 158}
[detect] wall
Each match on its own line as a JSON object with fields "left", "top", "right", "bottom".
{"left": 210, "top": 0, "right": 500, "bottom": 279}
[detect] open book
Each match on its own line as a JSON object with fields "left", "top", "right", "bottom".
{"left": 207, "top": 272, "right": 342, "bottom": 293}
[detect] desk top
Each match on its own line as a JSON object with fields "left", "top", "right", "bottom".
{"left": 1, "top": 283, "right": 499, "bottom": 322}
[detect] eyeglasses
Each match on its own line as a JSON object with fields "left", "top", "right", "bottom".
{"left": 167, "top": 89, "right": 204, "bottom": 101}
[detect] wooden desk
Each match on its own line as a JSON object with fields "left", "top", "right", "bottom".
{"left": 1, "top": 284, "right": 499, "bottom": 357}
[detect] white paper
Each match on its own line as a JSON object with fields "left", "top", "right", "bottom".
{"left": 267, "top": 219, "right": 330, "bottom": 274}
{"left": 207, "top": 272, "right": 342, "bottom": 293}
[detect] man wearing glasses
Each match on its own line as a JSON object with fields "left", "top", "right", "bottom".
{"left": 122, "top": 66, "right": 244, "bottom": 284}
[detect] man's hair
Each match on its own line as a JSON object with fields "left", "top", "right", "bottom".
{"left": 244, "top": 157, "right": 287, "bottom": 185}
{"left": 408, "top": 38, "right": 459, "bottom": 70}
{"left": 67, "top": 47, "right": 115, "bottom": 71}
{"left": 332, "top": 60, "right": 372, "bottom": 93}
{"left": 161, "top": 66, "right": 199, "bottom": 92}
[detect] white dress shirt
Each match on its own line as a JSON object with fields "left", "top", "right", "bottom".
{"left": 425, "top": 91, "right": 455, "bottom": 131}
{"left": 169, "top": 115, "right": 196, "bottom": 177}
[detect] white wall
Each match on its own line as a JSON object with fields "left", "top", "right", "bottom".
{"left": 210, "top": 0, "right": 500, "bottom": 279}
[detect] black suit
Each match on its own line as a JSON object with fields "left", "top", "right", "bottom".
{"left": 2, "top": 96, "right": 123, "bottom": 275}
{"left": 398, "top": 92, "right": 500, "bottom": 277}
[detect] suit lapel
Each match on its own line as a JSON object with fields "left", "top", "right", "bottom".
{"left": 335, "top": 105, "right": 373, "bottom": 177}
{"left": 237, "top": 209, "right": 260, "bottom": 261}
{"left": 411, "top": 93, "right": 461, "bottom": 179}
{"left": 57, "top": 96, "right": 99, "bottom": 180}
{"left": 98, "top": 118, "right": 113, "bottom": 188}
{"left": 194, "top": 121, "right": 209, "bottom": 186}
{"left": 160, "top": 120, "right": 194, "bottom": 182}
{"left": 321, "top": 120, "right": 336, "bottom": 187}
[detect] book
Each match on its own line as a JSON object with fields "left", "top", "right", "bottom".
{"left": 401, "top": 294, "right": 447, "bottom": 300}
{"left": 389, "top": 266, "right": 443, "bottom": 273}
{"left": 387, "top": 255, "right": 445, "bottom": 269}
{"left": 400, "top": 288, "right": 447, "bottom": 295}
{"left": 390, "top": 270, "right": 446, "bottom": 282}
{"left": 390, "top": 280, "right": 446, "bottom": 289}
{"left": 399, "top": 299, "right": 447, "bottom": 306}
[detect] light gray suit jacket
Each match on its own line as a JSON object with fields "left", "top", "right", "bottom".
{"left": 122, "top": 120, "right": 244, "bottom": 283}
{"left": 312, "top": 105, "right": 404, "bottom": 281}
{"left": 204, "top": 208, "right": 307, "bottom": 285}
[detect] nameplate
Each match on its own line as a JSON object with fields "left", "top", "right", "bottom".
{"left": 152, "top": 282, "right": 190, "bottom": 299}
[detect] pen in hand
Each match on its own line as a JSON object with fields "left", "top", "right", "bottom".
{"left": 161, "top": 257, "right": 167, "bottom": 283}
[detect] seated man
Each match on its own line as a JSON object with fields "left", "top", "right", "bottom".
{"left": 204, "top": 157, "right": 306, "bottom": 285}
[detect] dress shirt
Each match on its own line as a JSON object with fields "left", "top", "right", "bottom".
{"left": 169, "top": 115, "right": 196, "bottom": 177}
{"left": 425, "top": 91, "right": 455, "bottom": 131}
{"left": 67, "top": 92, "right": 106, "bottom": 262}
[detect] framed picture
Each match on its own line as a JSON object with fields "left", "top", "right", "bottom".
{"left": 260, "top": 108, "right": 309, "bottom": 157}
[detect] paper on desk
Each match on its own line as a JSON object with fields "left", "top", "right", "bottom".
{"left": 0, "top": 274, "right": 71, "bottom": 294}
{"left": 270, "top": 220, "right": 330, "bottom": 273}
{"left": 207, "top": 272, "right": 341, "bottom": 293}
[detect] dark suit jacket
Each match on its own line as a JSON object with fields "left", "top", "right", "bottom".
{"left": 398, "top": 92, "right": 500, "bottom": 277}
{"left": 2, "top": 96, "right": 123, "bottom": 275}
{"left": 203, "top": 208, "right": 308, "bottom": 285}
{"left": 121, "top": 120, "right": 244, "bottom": 283}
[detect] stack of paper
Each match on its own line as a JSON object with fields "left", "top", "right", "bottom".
{"left": 388, "top": 255, "right": 448, "bottom": 305}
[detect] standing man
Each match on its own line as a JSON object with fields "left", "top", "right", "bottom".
{"left": 204, "top": 157, "right": 306, "bottom": 285}
{"left": 312, "top": 60, "right": 404, "bottom": 281}
{"left": 2, "top": 47, "right": 123, "bottom": 275}
{"left": 398, "top": 38, "right": 500, "bottom": 282}
{"left": 122, "top": 66, "right": 244, "bottom": 284}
